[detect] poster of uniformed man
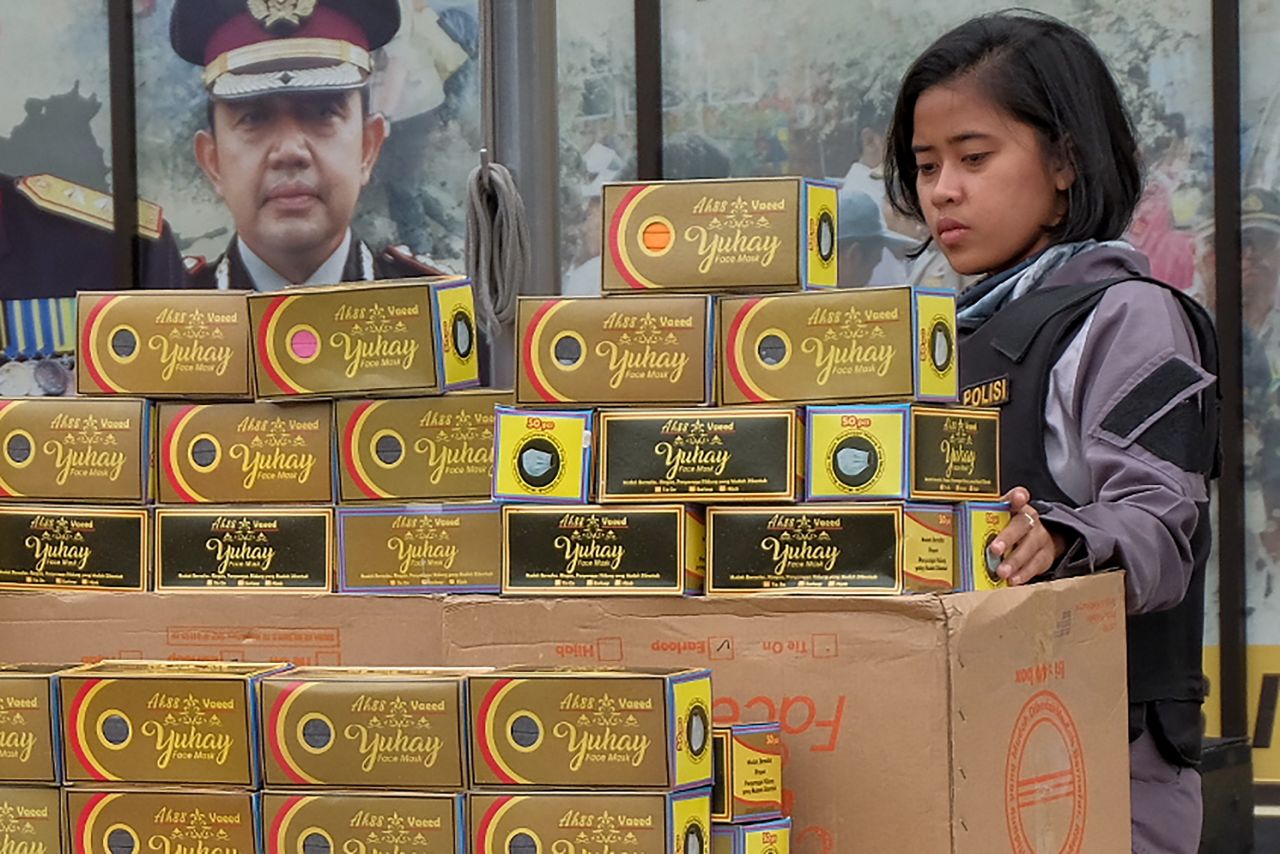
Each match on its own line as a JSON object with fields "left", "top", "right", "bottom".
{"left": 138, "top": 0, "right": 478, "bottom": 291}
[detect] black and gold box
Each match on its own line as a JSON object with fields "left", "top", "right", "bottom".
{"left": 712, "top": 723, "right": 784, "bottom": 824}
{"left": 249, "top": 278, "right": 479, "bottom": 399}
{"left": 501, "top": 504, "right": 705, "bottom": 596}
{"left": 0, "top": 506, "right": 147, "bottom": 591}
{"left": 706, "top": 505, "right": 902, "bottom": 595}
{"left": 154, "top": 507, "right": 333, "bottom": 591}
{"left": 959, "top": 502, "right": 1012, "bottom": 592}
{"left": 805, "top": 404, "right": 1000, "bottom": 501}
{"left": 0, "top": 398, "right": 149, "bottom": 504}
{"left": 492, "top": 407, "right": 593, "bottom": 503}
{"left": 260, "top": 667, "right": 470, "bottom": 789}
{"left": 336, "top": 390, "right": 509, "bottom": 502}
{"left": 59, "top": 660, "right": 287, "bottom": 785}
{"left": 156, "top": 401, "right": 334, "bottom": 504}
{"left": 602, "top": 177, "right": 838, "bottom": 291}
{"left": 0, "top": 666, "right": 64, "bottom": 783}
{"left": 471, "top": 790, "right": 711, "bottom": 853}
{"left": 597, "top": 408, "right": 800, "bottom": 503}
{"left": 902, "top": 504, "right": 956, "bottom": 594}
{"left": 516, "top": 295, "right": 713, "bottom": 405}
{"left": 65, "top": 788, "right": 258, "bottom": 854}
{"left": 468, "top": 668, "right": 713, "bottom": 789}
{"left": 263, "top": 792, "right": 465, "bottom": 854}
{"left": 0, "top": 786, "right": 61, "bottom": 854}
{"left": 718, "top": 286, "right": 958, "bottom": 404}
{"left": 337, "top": 503, "right": 502, "bottom": 593}
{"left": 77, "top": 290, "right": 253, "bottom": 398}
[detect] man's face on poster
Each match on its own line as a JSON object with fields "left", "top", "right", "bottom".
{"left": 195, "top": 90, "right": 387, "bottom": 265}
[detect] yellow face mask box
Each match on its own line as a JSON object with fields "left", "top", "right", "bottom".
{"left": 0, "top": 786, "right": 61, "bottom": 854}
{"left": 502, "top": 504, "right": 705, "bottom": 596}
{"left": 959, "top": 502, "right": 1012, "bottom": 592}
{"left": 902, "top": 504, "right": 956, "bottom": 594}
{"left": 336, "top": 390, "right": 510, "bottom": 502}
{"left": 260, "top": 667, "right": 470, "bottom": 790}
{"left": 58, "top": 660, "right": 288, "bottom": 786}
{"left": 718, "top": 286, "right": 958, "bottom": 404}
{"left": 712, "top": 818, "right": 792, "bottom": 854}
{"left": 66, "top": 788, "right": 258, "bottom": 854}
{"left": 0, "top": 398, "right": 149, "bottom": 504}
{"left": 711, "top": 723, "right": 784, "bottom": 824}
{"left": 603, "top": 177, "right": 838, "bottom": 292}
{"left": 0, "top": 665, "right": 65, "bottom": 783}
{"left": 517, "top": 295, "right": 714, "bottom": 405}
{"left": 491, "top": 407, "right": 593, "bottom": 503}
{"left": 468, "top": 668, "right": 713, "bottom": 789}
{"left": 337, "top": 503, "right": 503, "bottom": 594}
{"left": 262, "top": 792, "right": 465, "bottom": 854}
{"left": 249, "top": 278, "right": 479, "bottom": 399}
{"left": 156, "top": 401, "right": 334, "bottom": 504}
{"left": 470, "top": 789, "right": 712, "bottom": 854}
{"left": 77, "top": 290, "right": 253, "bottom": 398}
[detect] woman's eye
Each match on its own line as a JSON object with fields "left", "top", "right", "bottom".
{"left": 963, "top": 152, "right": 991, "bottom": 166}
{"left": 916, "top": 162, "right": 939, "bottom": 177}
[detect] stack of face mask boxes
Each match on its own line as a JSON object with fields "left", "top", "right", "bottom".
{"left": 57, "top": 659, "right": 288, "bottom": 854}
{"left": 710, "top": 723, "right": 790, "bottom": 853}
{"left": 0, "top": 279, "right": 483, "bottom": 594}
{"left": 498, "top": 176, "right": 1006, "bottom": 597}
{"left": 0, "top": 666, "right": 64, "bottom": 854}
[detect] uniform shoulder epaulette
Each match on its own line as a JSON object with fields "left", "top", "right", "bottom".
{"left": 15, "top": 174, "right": 166, "bottom": 240}
{"left": 382, "top": 244, "right": 453, "bottom": 277}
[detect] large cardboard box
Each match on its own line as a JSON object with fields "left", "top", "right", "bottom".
{"left": 0, "top": 576, "right": 1129, "bottom": 851}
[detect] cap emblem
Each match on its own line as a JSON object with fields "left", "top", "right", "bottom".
{"left": 248, "top": 0, "right": 318, "bottom": 30}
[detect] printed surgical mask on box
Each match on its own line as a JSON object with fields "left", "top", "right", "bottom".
{"left": 491, "top": 407, "right": 593, "bottom": 503}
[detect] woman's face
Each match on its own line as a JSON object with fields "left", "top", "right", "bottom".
{"left": 911, "top": 78, "right": 1074, "bottom": 276}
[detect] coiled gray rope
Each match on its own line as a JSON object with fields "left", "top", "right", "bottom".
{"left": 465, "top": 160, "right": 528, "bottom": 335}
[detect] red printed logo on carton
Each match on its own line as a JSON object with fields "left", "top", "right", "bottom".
{"left": 1004, "top": 690, "right": 1087, "bottom": 854}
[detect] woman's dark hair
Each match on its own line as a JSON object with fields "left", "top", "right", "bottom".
{"left": 883, "top": 12, "right": 1143, "bottom": 244}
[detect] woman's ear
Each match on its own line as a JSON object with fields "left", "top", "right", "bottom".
{"left": 1052, "top": 139, "right": 1077, "bottom": 192}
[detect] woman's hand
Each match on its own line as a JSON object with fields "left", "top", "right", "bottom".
{"left": 989, "top": 487, "right": 1067, "bottom": 585}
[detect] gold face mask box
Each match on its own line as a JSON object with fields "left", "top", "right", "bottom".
{"left": 338, "top": 503, "right": 502, "bottom": 593}
{"left": 501, "top": 505, "right": 705, "bottom": 596}
{"left": 0, "top": 398, "right": 149, "bottom": 504}
{"left": 0, "top": 506, "right": 147, "bottom": 592}
{"left": 712, "top": 818, "right": 792, "bottom": 854}
{"left": 516, "top": 295, "right": 713, "bottom": 405}
{"left": 336, "top": 390, "right": 510, "bottom": 502}
{"left": 597, "top": 409, "right": 800, "bottom": 503}
{"left": 603, "top": 177, "right": 838, "bottom": 292}
{"left": 491, "top": 407, "right": 593, "bottom": 503}
{"left": 902, "top": 504, "right": 956, "bottom": 594}
{"left": 909, "top": 406, "right": 1000, "bottom": 500}
{"left": 154, "top": 507, "right": 333, "bottom": 592}
{"left": 0, "top": 666, "right": 64, "bottom": 783}
{"left": 66, "top": 788, "right": 258, "bottom": 854}
{"left": 58, "top": 660, "right": 288, "bottom": 785}
{"left": 250, "top": 278, "right": 480, "bottom": 399}
{"left": 261, "top": 667, "right": 470, "bottom": 789}
{"left": 262, "top": 792, "right": 465, "bottom": 854}
{"left": 470, "top": 789, "right": 712, "bottom": 854}
{"left": 77, "top": 290, "right": 253, "bottom": 398}
{"left": 717, "top": 286, "right": 958, "bottom": 404}
{"left": 469, "top": 668, "right": 713, "bottom": 789}
{"left": 157, "top": 402, "right": 334, "bottom": 504}
{"left": 0, "top": 786, "right": 61, "bottom": 854}
{"left": 959, "top": 502, "right": 1012, "bottom": 592}
{"left": 706, "top": 505, "right": 902, "bottom": 595}
{"left": 711, "top": 723, "right": 783, "bottom": 824}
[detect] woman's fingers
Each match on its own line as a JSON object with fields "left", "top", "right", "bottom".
{"left": 989, "top": 506, "right": 1037, "bottom": 560}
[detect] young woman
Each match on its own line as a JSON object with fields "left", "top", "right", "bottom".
{"left": 883, "top": 13, "right": 1219, "bottom": 851}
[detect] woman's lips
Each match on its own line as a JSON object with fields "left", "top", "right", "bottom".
{"left": 936, "top": 218, "right": 969, "bottom": 247}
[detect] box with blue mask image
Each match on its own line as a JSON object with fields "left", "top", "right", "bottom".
{"left": 492, "top": 406, "right": 594, "bottom": 503}
{"left": 805, "top": 404, "right": 1000, "bottom": 501}
{"left": 958, "top": 501, "right": 1012, "bottom": 592}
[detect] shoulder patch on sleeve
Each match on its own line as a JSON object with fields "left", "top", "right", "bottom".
{"left": 1093, "top": 351, "right": 1215, "bottom": 471}
{"left": 16, "top": 174, "right": 164, "bottom": 240}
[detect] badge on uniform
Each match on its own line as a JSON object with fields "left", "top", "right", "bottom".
{"left": 961, "top": 375, "right": 1011, "bottom": 408}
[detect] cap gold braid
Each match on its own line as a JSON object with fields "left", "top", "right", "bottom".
{"left": 203, "top": 37, "right": 371, "bottom": 88}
